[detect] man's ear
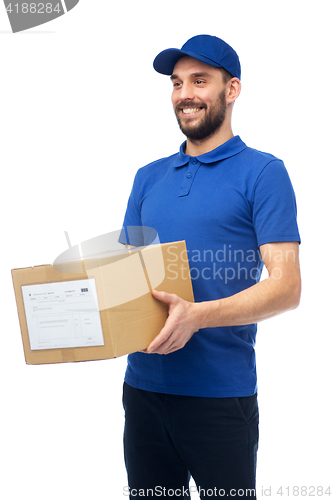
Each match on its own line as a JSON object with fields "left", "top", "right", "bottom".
{"left": 227, "top": 78, "right": 241, "bottom": 103}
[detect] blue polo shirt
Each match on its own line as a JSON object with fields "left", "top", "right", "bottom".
{"left": 121, "top": 135, "right": 300, "bottom": 397}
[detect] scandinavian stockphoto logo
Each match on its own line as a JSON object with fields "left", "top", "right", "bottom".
{"left": 53, "top": 228, "right": 165, "bottom": 310}
{"left": 3, "top": 0, "right": 80, "bottom": 33}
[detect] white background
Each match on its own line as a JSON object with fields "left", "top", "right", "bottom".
{"left": 1, "top": 1, "right": 332, "bottom": 498}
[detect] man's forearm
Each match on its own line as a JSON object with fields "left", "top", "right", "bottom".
{"left": 195, "top": 274, "right": 301, "bottom": 329}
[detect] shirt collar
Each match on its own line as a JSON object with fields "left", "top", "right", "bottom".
{"left": 173, "top": 135, "right": 247, "bottom": 168}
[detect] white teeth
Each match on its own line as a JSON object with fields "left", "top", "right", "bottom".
{"left": 183, "top": 108, "right": 200, "bottom": 114}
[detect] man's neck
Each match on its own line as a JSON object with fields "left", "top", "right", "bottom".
{"left": 184, "top": 128, "right": 234, "bottom": 157}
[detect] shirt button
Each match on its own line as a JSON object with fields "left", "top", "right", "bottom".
{"left": 186, "top": 172, "right": 192, "bottom": 178}
{"left": 191, "top": 158, "right": 198, "bottom": 164}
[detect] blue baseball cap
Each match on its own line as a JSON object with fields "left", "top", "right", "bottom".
{"left": 153, "top": 34, "right": 241, "bottom": 79}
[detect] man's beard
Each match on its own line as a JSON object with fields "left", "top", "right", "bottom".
{"left": 175, "top": 90, "right": 227, "bottom": 142}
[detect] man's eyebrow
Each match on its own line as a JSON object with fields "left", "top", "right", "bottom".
{"left": 191, "top": 72, "right": 211, "bottom": 79}
{"left": 170, "top": 72, "right": 211, "bottom": 81}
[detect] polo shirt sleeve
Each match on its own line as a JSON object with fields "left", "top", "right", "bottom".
{"left": 252, "top": 159, "right": 301, "bottom": 247}
{"left": 123, "top": 171, "right": 143, "bottom": 226}
{"left": 119, "top": 171, "right": 146, "bottom": 246}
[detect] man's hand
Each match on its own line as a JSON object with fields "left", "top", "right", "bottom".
{"left": 146, "top": 290, "right": 200, "bottom": 355}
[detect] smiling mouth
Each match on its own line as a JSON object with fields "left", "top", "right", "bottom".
{"left": 175, "top": 101, "right": 206, "bottom": 119}
{"left": 182, "top": 107, "right": 202, "bottom": 115}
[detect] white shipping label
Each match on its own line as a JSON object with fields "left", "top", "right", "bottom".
{"left": 22, "top": 279, "right": 104, "bottom": 350}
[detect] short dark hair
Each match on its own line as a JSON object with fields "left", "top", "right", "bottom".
{"left": 220, "top": 67, "right": 233, "bottom": 83}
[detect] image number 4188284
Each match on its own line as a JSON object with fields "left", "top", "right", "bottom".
{"left": 3, "top": 0, "right": 80, "bottom": 33}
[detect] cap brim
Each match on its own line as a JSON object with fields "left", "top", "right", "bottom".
{"left": 153, "top": 48, "right": 222, "bottom": 75}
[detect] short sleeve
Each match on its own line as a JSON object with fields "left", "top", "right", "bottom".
{"left": 252, "top": 160, "right": 301, "bottom": 247}
{"left": 123, "top": 172, "right": 142, "bottom": 226}
{"left": 119, "top": 171, "right": 146, "bottom": 246}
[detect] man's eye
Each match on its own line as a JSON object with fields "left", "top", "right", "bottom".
{"left": 195, "top": 80, "right": 204, "bottom": 85}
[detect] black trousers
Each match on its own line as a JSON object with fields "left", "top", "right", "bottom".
{"left": 123, "top": 382, "right": 259, "bottom": 499}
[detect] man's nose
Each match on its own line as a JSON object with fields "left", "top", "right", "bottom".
{"left": 179, "top": 82, "right": 195, "bottom": 100}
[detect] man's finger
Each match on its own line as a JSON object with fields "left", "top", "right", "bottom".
{"left": 147, "top": 324, "right": 174, "bottom": 353}
{"left": 151, "top": 289, "right": 175, "bottom": 304}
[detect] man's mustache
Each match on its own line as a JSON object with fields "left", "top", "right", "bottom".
{"left": 175, "top": 101, "right": 207, "bottom": 112}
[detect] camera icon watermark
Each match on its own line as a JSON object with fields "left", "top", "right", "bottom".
{"left": 3, "top": 0, "right": 80, "bottom": 33}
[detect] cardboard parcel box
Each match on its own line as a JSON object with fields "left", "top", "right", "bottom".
{"left": 12, "top": 238, "right": 194, "bottom": 365}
